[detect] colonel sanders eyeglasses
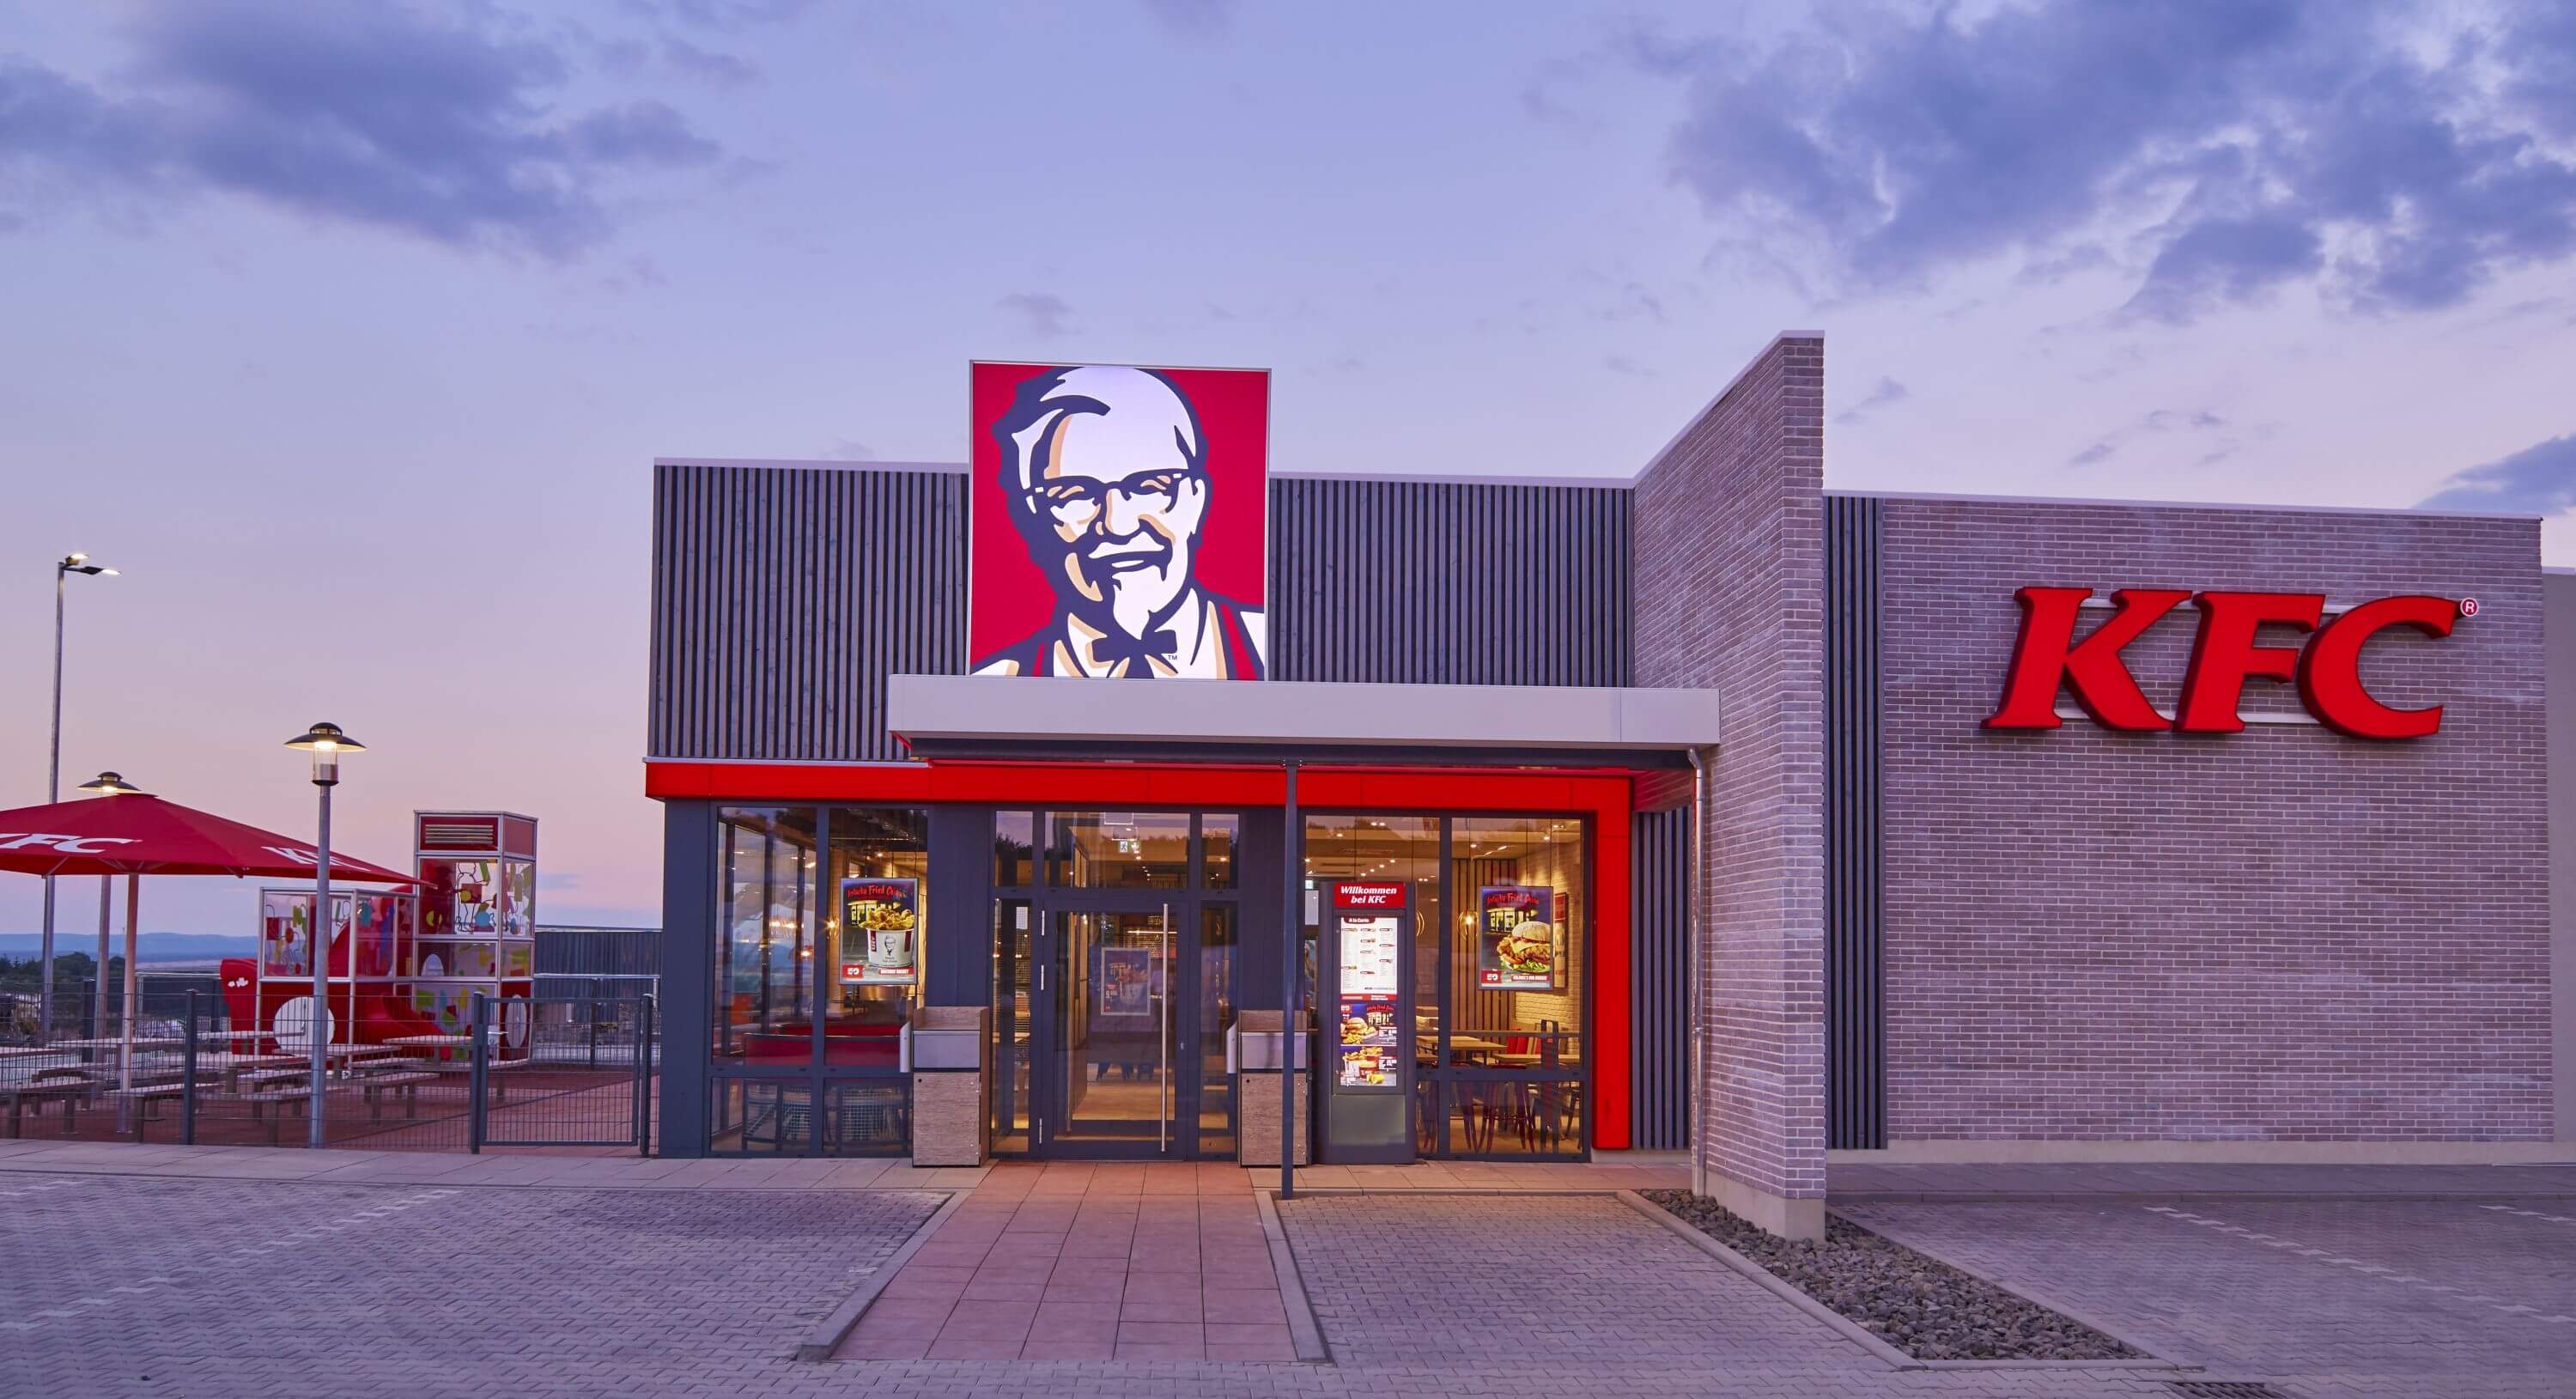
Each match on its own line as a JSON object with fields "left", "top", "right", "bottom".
{"left": 1027, "top": 467, "right": 1200, "bottom": 526}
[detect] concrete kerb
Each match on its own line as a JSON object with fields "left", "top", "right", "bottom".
{"left": 1613, "top": 1189, "right": 2193, "bottom": 1374}
{"left": 793, "top": 1189, "right": 967, "bottom": 1362}
{"left": 1251, "top": 1189, "right": 1333, "bottom": 1364}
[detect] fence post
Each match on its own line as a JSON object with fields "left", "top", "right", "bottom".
{"left": 183, "top": 988, "right": 199, "bottom": 1147}
{"left": 637, "top": 995, "right": 656, "bottom": 1157}
{"left": 468, "top": 992, "right": 490, "bottom": 1154}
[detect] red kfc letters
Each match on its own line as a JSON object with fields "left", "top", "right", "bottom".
{"left": 1986, "top": 587, "right": 2458, "bottom": 739}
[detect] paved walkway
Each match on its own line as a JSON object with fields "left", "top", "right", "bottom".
{"left": 11, "top": 1140, "right": 2576, "bottom": 1397}
{"left": 838, "top": 1161, "right": 1290, "bottom": 1361}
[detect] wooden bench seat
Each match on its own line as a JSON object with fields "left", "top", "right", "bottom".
{"left": 102, "top": 1083, "right": 186, "bottom": 1140}
{"left": 427, "top": 1056, "right": 528, "bottom": 1104}
{"left": 0, "top": 1080, "right": 87, "bottom": 1139}
{"left": 360, "top": 1072, "right": 440, "bottom": 1122}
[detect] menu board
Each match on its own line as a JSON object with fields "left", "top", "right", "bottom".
{"left": 1337, "top": 912, "right": 1401, "bottom": 1089}
{"left": 1476, "top": 885, "right": 1558, "bottom": 990}
{"left": 838, "top": 878, "right": 920, "bottom": 985}
{"left": 1338, "top": 915, "right": 1400, "bottom": 995}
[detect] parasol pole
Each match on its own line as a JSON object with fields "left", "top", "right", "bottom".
{"left": 94, "top": 879, "right": 111, "bottom": 1042}
{"left": 119, "top": 875, "right": 138, "bottom": 1125}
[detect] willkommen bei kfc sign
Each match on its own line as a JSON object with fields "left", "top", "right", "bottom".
{"left": 1985, "top": 587, "right": 2464, "bottom": 740}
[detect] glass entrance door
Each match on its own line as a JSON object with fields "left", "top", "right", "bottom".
{"left": 1048, "top": 907, "right": 1181, "bottom": 1155}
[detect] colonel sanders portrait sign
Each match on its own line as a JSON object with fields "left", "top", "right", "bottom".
{"left": 969, "top": 362, "right": 1270, "bottom": 679}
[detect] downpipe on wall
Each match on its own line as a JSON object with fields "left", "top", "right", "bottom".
{"left": 1687, "top": 747, "right": 1707, "bottom": 1199}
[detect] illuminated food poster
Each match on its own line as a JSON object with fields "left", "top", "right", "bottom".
{"left": 1337, "top": 993, "right": 1398, "bottom": 1088}
{"left": 839, "top": 878, "right": 919, "bottom": 985}
{"left": 1476, "top": 886, "right": 1558, "bottom": 990}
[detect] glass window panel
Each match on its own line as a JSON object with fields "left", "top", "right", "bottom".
{"left": 1200, "top": 814, "right": 1238, "bottom": 890}
{"left": 994, "top": 812, "right": 1036, "bottom": 888}
{"left": 1449, "top": 815, "right": 1585, "bottom": 1073}
{"left": 1198, "top": 903, "right": 1237, "bottom": 1155}
{"left": 991, "top": 897, "right": 1034, "bottom": 1153}
{"left": 824, "top": 807, "right": 929, "bottom": 1061}
{"left": 715, "top": 807, "right": 817, "bottom": 1067}
{"left": 1049, "top": 812, "right": 1190, "bottom": 889}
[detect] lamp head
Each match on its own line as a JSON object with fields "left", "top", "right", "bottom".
{"left": 284, "top": 721, "right": 365, "bottom": 787}
{"left": 76, "top": 770, "right": 145, "bottom": 796}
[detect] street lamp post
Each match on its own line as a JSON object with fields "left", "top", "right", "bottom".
{"left": 286, "top": 722, "right": 364, "bottom": 1150}
{"left": 40, "top": 552, "right": 118, "bottom": 1045}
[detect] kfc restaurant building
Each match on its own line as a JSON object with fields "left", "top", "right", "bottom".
{"left": 647, "top": 338, "right": 2572, "bottom": 1238}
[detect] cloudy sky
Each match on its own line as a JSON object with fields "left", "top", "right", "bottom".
{"left": 3, "top": 0, "right": 2573, "bottom": 935}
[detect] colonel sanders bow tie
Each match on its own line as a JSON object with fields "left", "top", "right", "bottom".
{"left": 1091, "top": 629, "right": 1179, "bottom": 678}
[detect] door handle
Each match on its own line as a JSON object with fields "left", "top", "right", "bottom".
{"left": 1159, "top": 903, "right": 1171, "bottom": 1153}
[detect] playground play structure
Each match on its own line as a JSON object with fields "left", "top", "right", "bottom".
{"left": 221, "top": 812, "right": 539, "bottom": 1063}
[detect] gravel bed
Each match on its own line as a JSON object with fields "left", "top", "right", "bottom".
{"left": 1639, "top": 1189, "right": 2146, "bottom": 1361}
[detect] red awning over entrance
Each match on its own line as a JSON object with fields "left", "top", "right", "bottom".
{"left": 0, "top": 793, "right": 416, "bottom": 883}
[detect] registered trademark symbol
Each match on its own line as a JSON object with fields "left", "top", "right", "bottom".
{"left": 2460, "top": 597, "right": 2479, "bottom": 617}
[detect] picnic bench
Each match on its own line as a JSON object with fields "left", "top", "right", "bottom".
{"left": 236, "top": 1084, "right": 357, "bottom": 1146}
{"left": 1, "top": 1074, "right": 87, "bottom": 1138}
{"left": 102, "top": 1083, "right": 186, "bottom": 1140}
{"left": 426, "top": 1055, "right": 529, "bottom": 1104}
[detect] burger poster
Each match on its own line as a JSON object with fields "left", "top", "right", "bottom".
{"left": 839, "top": 878, "right": 920, "bottom": 985}
{"left": 1476, "top": 885, "right": 1559, "bottom": 990}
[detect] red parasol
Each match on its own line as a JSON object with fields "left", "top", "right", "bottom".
{"left": 0, "top": 793, "right": 416, "bottom": 884}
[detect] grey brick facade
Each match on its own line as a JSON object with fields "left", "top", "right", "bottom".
{"left": 1632, "top": 334, "right": 1830, "bottom": 1235}
{"left": 1873, "top": 496, "right": 2551, "bottom": 1143}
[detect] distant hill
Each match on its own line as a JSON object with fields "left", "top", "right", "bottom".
{"left": 0, "top": 933, "right": 258, "bottom": 963}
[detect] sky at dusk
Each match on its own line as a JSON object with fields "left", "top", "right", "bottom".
{"left": 3, "top": 0, "right": 2574, "bottom": 938}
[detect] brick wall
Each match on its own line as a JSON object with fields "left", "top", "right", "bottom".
{"left": 1876, "top": 496, "right": 2551, "bottom": 1141}
{"left": 1632, "top": 335, "right": 1828, "bottom": 1205}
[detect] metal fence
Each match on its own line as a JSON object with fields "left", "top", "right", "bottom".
{"left": 0, "top": 988, "right": 654, "bottom": 1155}
{"left": 472, "top": 990, "right": 657, "bottom": 1152}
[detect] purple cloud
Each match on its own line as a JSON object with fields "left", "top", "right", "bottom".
{"left": 1643, "top": 0, "right": 2576, "bottom": 323}
{"left": 0, "top": 2, "right": 722, "bottom": 257}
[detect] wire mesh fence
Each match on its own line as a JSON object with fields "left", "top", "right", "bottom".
{"left": 0, "top": 985, "right": 654, "bottom": 1154}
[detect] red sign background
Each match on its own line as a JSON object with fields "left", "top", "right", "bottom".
{"left": 968, "top": 362, "right": 1270, "bottom": 666}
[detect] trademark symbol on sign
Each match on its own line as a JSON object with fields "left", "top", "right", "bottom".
{"left": 2459, "top": 597, "right": 2479, "bottom": 617}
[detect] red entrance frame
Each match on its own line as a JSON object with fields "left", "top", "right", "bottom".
{"left": 647, "top": 759, "right": 1637, "bottom": 1150}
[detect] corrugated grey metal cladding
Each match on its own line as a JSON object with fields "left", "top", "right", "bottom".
{"left": 1268, "top": 477, "right": 1632, "bottom": 685}
{"left": 1823, "top": 493, "right": 1887, "bottom": 1150}
{"left": 648, "top": 467, "right": 1636, "bottom": 763}
{"left": 1629, "top": 807, "right": 1691, "bottom": 1151}
{"left": 650, "top": 464, "right": 966, "bottom": 763}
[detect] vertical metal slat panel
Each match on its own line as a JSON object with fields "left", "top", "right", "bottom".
{"left": 1823, "top": 494, "right": 1887, "bottom": 1150}
{"left": 1267, "top": 477, "right": 1631, "bottom": 685}
{"left": 648, "top": 464, "right": 966, "bottom": 762}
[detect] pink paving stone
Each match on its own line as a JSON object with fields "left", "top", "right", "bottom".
{"left": 850, "top": 1297, "right": 956, "bottom": 1331}
{"left": 1115, "top": 1321, "right": 1204, "bottom": 1346}
{"left": 879, "top": 1268, "right": 973, "bottom": 1302}
{"left": 1115, "top": 1341, "right": 1207, "bottom": 1361}
{"left": 1121, "top": 1274, "right": 1204, "bottom": 1305}
{"left": 1118, "top": 1294, "right": 1202, "bottom": 1323}
{"left": 969, "top": 1253, "right": 1059, "bottom": 1282}
{"left": 1202, "top": 1287, "right": 1287, "bottom": 1323}
{"left": 958, "top": 1278, "right": 1045, "bottom": 1302}
{"left": 1017, "top": 1335, "right": 1116, "bottom": 1361}
{"left": 924, "top": 1335, "right": 1022, "bottom": 1361}
{"left": 1044, "top": 1275, "right": 1124, "bottom": 1305}
{"left": 1204, "top": 1323, "right": 1296, "bottom": 1360}
{"left": 1027, "top": 1300, "right": 1120, "bottom": 1339}
{"left": 934, "top": 1300, "right": 1038, "bottom": 1341}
